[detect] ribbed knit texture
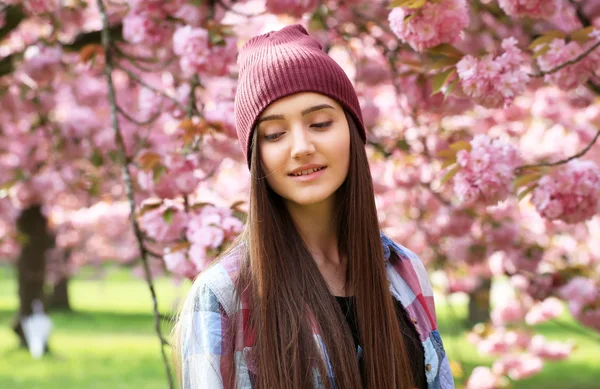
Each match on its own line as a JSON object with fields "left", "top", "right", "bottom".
{"left": 234, "top": 24, "right": 366, "bottom": 168}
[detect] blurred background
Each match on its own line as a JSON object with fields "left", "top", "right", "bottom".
{"left": 1, "top": 0, "right": 600, "bottom": 388}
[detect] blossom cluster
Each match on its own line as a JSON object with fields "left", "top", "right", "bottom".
{"left": 388, "top": 0, "right": 469, "bottom": 52}
{"left": 536, "top": 39, "right": 595, "bottom": 91}
{"left": 140, "top": 203, "right": 244, "bottom": 278}
{"left": 122, "top": 0, "right": 181, "bottom": 46}
{"left": 498, "top": 0, "right": 560, "bottom": 19}
{"left": 456, "top": 38, "right": 530, "bottom": 108}
{"left": 452, "top": 135, "right": 522, "bottom": 206}
{"left": 531, "top": 160, "right": 600, "bottom": 224}
{"left": 265, "top": 0, "right": 318, "bottom": 18}
{"left": 172, "top": 25, "right": 237, "bottom": 77}
{"left": 559, "top": 277, "right": 600, "bottom": 331}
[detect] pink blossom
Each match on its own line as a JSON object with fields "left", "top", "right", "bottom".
{"left": 122, "top": 13, "right": 173, "bottom": 46}
{"left": 163, "top": 249, "right": 197, "bottom": 278}
{"left": 456, "top": 38, "right": 530, "bottom": 108}
{"left": 466, "top": 367, "right": 503, "bottom": 389}
{"left": 204, "top": 100, "right": 237, "bottom": 138}
{"left": 537, "top": 39, "right": 594, "bottom": 90}
{"left": 388, "top": 0, "right": 469, "bottom": 52}
{"left": 483, "top": 222, "right": 518, "bottom": 250}
{"left": 448, "top": 275, "right": 481, "bottom": 293}
{"left": 558, "top": 277, "right": 598, "bottom": 310}
{"left": 187, "top": 224, "right": 225, "bottom": 250}
{"left": 138, "top": 203, "right": 187, "bottom": 242}
{"left": 498, "top": 0, "right": 559, "bottom": 19}
{"left": 172, "top": 3, "right": 207, "bottom": 26}
{"left": 265, "top": 0, "right": 318, "bottom": 18}
{"left": 525, "top": 297, "right": 563, "bottom": 325}
{"left": 172, "top": 26, "right": 237, "bottom": 77}
{"left": 529, "top": 335, "right": 572, "bottom": 360}
{"left": 491, "top": 298, "right": 527, "bottom": 326}
{"left": 221, "top": 216, "right": 244, "bottom": 238}
{"left": 531, "top": 160, "right": 600, "bottom": 224}
{"left": 452, "top": 135, "right": 522, "bottom": 206}
{"left": 22, "top": 0, "right": 58, "bottom": 14}
{"left": 355, "top": 62, "right": 391, "bottom": 85}
{"left": 21, "top": 44, "right": 62, "bottom": 85}
{"left": 580, "top": 306, "right": 600, "bottom": 331}
{"left": 493, "top": 354, "right": 543, "bottom": 380}
{"left": 189, "top": 243, "right": 212, "bottom": 272}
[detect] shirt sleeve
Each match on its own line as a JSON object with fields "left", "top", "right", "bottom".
{"left": 180, "top": 279, "right": 229, "bottom": 389}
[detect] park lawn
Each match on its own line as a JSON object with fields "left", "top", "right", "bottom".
{"left": 1, "top": 265, "right": 599, "bottom": 389}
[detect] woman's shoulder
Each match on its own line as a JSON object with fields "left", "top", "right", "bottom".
{"left": 379, "top": 231, "right": 434, "bottom": 299}
{"left": 190, "top": 243, "right": 247, "bottom": 317}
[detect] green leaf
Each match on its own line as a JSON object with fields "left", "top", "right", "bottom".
{"left": 404, "top": 12, "right": 418, "bottom": 24}
{"left": 162, "top": 208, "right": 174, "bottom": 224}
{"left": 440, "top": 164, "right": 460, "bottom": 186}
{"left": 570, "top": 26, "right": 596, "bottom": 43}
{"left": 517, "top": 185, "right": 536, "bottom": 202}
{"left": 429, "top": 56, "right": 461, "bottom": 70}
{"left": 431, "top": 67, "right": 456, "bottom": 96}
{"left": 529, "top": 35, "right": 560, "bottom": 50}
{"left": 441, "top": 158, "right": 457, "bottom": 169}
{"left": 152, "top": 164, "right": 167, "bottom": 183}
{"left": 426, "top": 43, "right": 463, "bottom": 59}
{"left": 90, "top": 149, "right": 104, "bottom": 167}
{"left": 513, "top": 172, "right": 541, "bottom": 190}
{"left": 388, "top": 0, "right": 427, "bottom": 8}
{"left": 449, "top": 140, "right": 471, "bottom": 152}
{"left": 532, "top": 44, "right": 551, "bottom": 59}
{"left": 443, "top": 78, "right": 458, "bottom": 100}
{"left": 436, "top": 149, "right": 457, "bottom": 159}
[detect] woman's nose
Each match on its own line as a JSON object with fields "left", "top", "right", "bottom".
{"left": 290, "top": 128, "right": 316, "bottom": 159}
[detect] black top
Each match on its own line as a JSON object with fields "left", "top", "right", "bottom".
{"left": 335, "top": 295, "right": 427, "bottom": 389}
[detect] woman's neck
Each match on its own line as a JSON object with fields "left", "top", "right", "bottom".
{"left": 284, "top": 196, "right": 341, "bottom": 267}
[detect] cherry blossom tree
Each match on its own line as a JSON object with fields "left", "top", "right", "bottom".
{"left": 1, "top": 0, "right": 599, "bottom": 387}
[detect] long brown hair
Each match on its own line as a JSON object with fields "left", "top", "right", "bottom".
{"left": 238, "top": 109, "right": 413, "bottom": 388}
{"left": 173, "top": 110, "right": 413, "bottom": 389}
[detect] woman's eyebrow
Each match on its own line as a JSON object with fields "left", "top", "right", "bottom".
{"left": 256, "top": 104, "right": 335, "bottom": 125}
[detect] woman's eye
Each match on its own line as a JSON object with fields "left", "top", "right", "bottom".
{"left": 312, "top": 121, "right": 333, "bottom": 129}
{"left": 264, "top": 132, "right": 283, "bottom": 141}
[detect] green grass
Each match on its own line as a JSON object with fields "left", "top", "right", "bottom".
{"left": 1, "top": 265, "right": 599, "bottom": 389}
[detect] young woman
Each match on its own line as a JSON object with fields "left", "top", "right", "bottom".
{"left": 173, "top": 24, "right": 454, "bottom": 389}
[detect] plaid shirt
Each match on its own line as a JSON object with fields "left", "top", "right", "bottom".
{"left": 180, "top": 232, "right": 455, "bottom": 389}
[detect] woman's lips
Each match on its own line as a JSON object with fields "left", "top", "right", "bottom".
{"left": 288, "top": 166, "right": 327, "bottom": 182}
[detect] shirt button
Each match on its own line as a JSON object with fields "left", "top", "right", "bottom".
{"left": 411, "top": 317, "right": 418, "bottom": 324}
{"left": 426, "top": 364, "right": 432, "bottom": 372}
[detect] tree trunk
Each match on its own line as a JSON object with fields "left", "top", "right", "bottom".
{"left": 47, "top": 250, "right": 72, "bottom": 312}
{"left": 48, "top": 276, "right": 71, "bottom": 312}
{"left": 11, "top": 205, "right": 54, "bottom": 352}
{"left": 467, "top": 278, "right": 491, "bottom": 325}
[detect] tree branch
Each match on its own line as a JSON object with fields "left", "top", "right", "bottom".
{"left": 516, "top": 128, "right": 600, "bottom": 173}
{"left": 214, "top": 0, "right": 267, "bottom": 17}
{"left": 114, "top": 63, "right": 188, "bottom": 112}
{"left": 117, "top": 104, "right": 163, "bottom": 126}
{"left": 96, "top": 1, "right": 174, "bottom": 387}
{"left": 529, "top": 41, "right": 600, "bottom": 78}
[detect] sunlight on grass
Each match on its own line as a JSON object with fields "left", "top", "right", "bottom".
{"left": 1, "top": 265, "right": 599, "bottom": 388}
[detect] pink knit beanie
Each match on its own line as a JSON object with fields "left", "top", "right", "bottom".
{"left": 234, "top": 24, "right": 366, "bottom": 168}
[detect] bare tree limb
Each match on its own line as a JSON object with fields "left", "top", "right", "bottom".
{"left": 117, "top": 104, "right": 163, "bottom": 126}
{"left": 114, "top": 63, "right": 188, "bottom": 112}
{"left": 214, "top": 0, "right": 267, "bottom": 17}
{"left": 529, "top": 41, "right": 600, "bottom": 78}
{"left": 516, "top": 128, "right": 600, "bottom": 173}
{"left": 96, "top": 1, "right": 174, "bottom": 387}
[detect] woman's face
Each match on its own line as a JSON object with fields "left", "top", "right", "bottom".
{"left": 256, "top": 92, "right": 351, "bottom": 207}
